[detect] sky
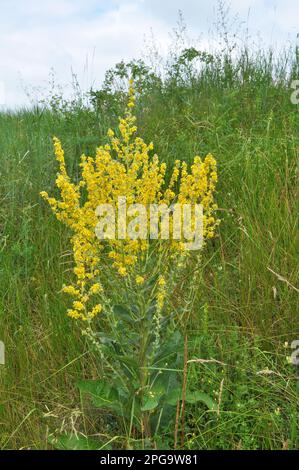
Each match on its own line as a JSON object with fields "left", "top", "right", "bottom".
{"left": 0, "top": 0, "right": 298, "bottom": 108}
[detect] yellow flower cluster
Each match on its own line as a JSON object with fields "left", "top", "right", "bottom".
{"left": 40, "top": 80, "right": 219, "bottom": 321}
{"left": 136, "top": 275, "right": 145, "bottom": 285}
{"left": 156, "top": 275, "right": 167, "bottom": 311}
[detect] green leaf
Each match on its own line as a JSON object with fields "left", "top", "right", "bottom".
{"left": 141, "top": 395, "right": 159, "bottom": 412}
{"left": 164, "top": 388, "right": 181, "bottom": 406}
{"left": 95, "top": 332, "right": 116, "bottom": 345}
{"left": 164, "top": 388, "right": 217, "bottom": 411}
{"left": 141, "top": 381, "right": 166, "bottom": 412}
{"left": 51, "top": 434, "right": 105, "bottom": 450}
{"left": 77, "top": 379, "right": 120, "bottom": 410}
{"left": 113, "top": 305, "right": 134, "bottom": 324}
{"left": 185, "top": 391, "right": 217, "bottom": 411}
{"left": 154, "top": 330, "right": 183, "bottom": 366}
{"left": 118, "top": 355, "right": 139, "bottom": 381}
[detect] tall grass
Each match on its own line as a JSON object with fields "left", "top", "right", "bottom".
{"left": 0, "top": 15, "right": 298, "bottom": 448}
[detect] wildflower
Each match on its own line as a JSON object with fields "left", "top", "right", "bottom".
{"left": 73, "top": 301, "right": 84, "bottom": 311}
{"left": 74, "top": 266, "right": 85, "bottom": 279}
{"left": 40, "top": 80, "right": 219, "bottom": 322}
{"left": 88, "top": 304, "right": 102, "bottom": 318}
{"left": 67, "top": 309, "right": 81, "bottom": 320}
{"left": 136, "top": 275, "right": 145, "bottom": 285}
{"left": 62, "top": 285, "right": 80, "bottom": 297}
{"left": 89, "top": 283, "right": 103, "bottom": 295}
{"left": 158, "top": 276, "right": 166, "bottom": 287}
{"left": 118, "top": 266, "right": 127, "bottom": 277}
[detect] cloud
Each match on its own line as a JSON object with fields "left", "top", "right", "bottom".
{"left": 0, "top": 0, "right": 298, "bottom": 109}
{"left": 0, "top": 0, "right": 170, "bottom": 107}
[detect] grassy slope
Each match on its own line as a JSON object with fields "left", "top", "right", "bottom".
{"left": 0, "top": 50, "right": 298, "bottom": 449}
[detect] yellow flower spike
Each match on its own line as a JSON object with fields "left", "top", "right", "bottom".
{"left": 53, "top": 136, "right": 65, "bottom": 164}
{"left": 156, "top": 290, "right": 166, "bottom": 311}
{"left": 41, "top": 79, "right": 219, "bottom": 322}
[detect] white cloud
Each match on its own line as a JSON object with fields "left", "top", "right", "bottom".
{"left": 0, "top": 0, "right": 298, "bottom": 109}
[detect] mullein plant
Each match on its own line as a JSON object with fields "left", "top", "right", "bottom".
{"left": 41, "top": 80, "right": 219, "bottom": 449}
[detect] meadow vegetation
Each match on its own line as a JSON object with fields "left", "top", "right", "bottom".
{"left": 0, "top": 11, "right": 298, "bottom": 449}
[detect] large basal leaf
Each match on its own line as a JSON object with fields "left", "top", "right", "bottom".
{"left": 77, "top": 379, "right": 121, "bottom": 410}
{"left": 154, "top": 330, "right": 183, "bottom": 366}
{"left": 113, "top": 305, "right": 135, "bottom": 324}
{"left": 50, "top": 434, "right": 108, "bottom": 450}
{"left": 164, "top": 388, "right": 217, "bottom": 411}
{"left": 185, "top": 391, "right": 217, "bottom": 411}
